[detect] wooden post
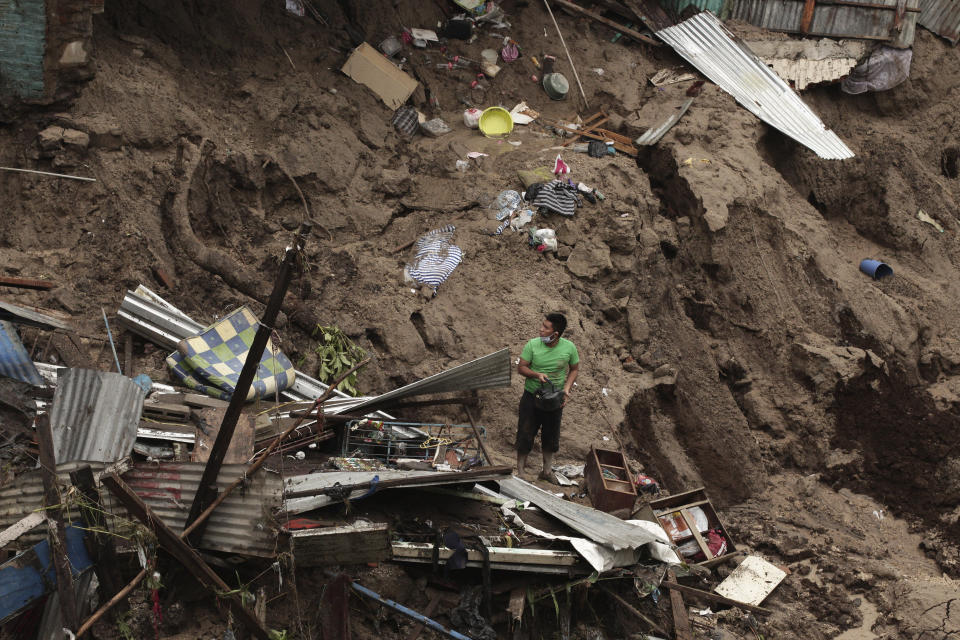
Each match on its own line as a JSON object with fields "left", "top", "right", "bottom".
{"left": 463, "top": 406, "right": 493, "bottom": 466}
{"left": 184, "top": 221, "right": 311, "bottom": 545}
{"left": 102, "top": 473, "right": 271, "bottom": 639}
{"left": 70, "top": 465, "right": 126, "bottom": 609}
{"left": 123, "top": 332, "right": 134, "bottom": 377}
{"left": 37, "top": 414, "right": 80, "bottom": 632}
{"left": 800, "top": 0, "right": 817, "bottom": 33}
{"left": 667, "top": 569, "right": 693, "bottom": 640}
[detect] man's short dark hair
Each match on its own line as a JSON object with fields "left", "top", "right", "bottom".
{"left": 545, "top": 313, "right": 567, "bottom": 337}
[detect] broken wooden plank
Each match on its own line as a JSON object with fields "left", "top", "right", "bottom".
{"left": 291, "top": 521, "right": 392, "bottom": 567}
{"left": 351, "top": 582, "right": 472, "bottom": 640}
{"left": 0, "top": 512, "right": 46, "bottom": 549}
{"left": 714, "top": 555, "right": 786, "bottom": 606}
{"left": 667, "top": 569, "right": 693, "bottom": 640}
{"left": 597, "top": 586, "right": 669, "bottom": 636}
{"left": 101, "top": 473, "right": 271, "bottom": 639}
{"left": 153, "top": 392, "right": 230, "bottom": 409}
{"left": 70, "top": 465, "right": 125, "bottom": 609}
{"left": 663, "top": 579, "right": 773, "bottom": 615}
{"left": 37, "top": 414, "right": 80, "bottom": 632}
{"left": 191, "top": 407, "right": 254, "bottom": 464}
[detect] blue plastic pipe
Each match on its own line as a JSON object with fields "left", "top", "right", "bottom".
{"left": 350, "top": 582, "right": 473, "bottom": 640}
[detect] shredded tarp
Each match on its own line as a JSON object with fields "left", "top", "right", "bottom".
{"left": 405, "top": 225, "right": 463, "bottom": 292}
{"left": 166, "top": 305, "right": 295, "bottom": 401}
{"left": 842, "top": 46, "right": 913, "bottom": 94}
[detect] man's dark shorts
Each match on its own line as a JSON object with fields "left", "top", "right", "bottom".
{"left": 516, "top": 390, "right": 563, "bottom": 454}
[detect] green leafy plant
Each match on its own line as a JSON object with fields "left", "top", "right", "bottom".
{"left": 312, "top": 325, "right": 366, "bottom": 396}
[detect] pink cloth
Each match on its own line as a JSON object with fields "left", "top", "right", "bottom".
{"left": 553, "top": 154, "right": 570, "bottom": 176}
{"left": 501, "top": 43, "right": 520, "bottom": 62}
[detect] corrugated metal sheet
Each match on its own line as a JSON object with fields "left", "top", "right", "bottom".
{"left": 339, "top": 349, "right": 512, "bottom": 416}
{"left": 498, "top": 476, "right": 659, "bottom": 551}
{"left": 655, "top": 11, "right": 855, "bottom": 159}
{"left": 0, "top": 461, "right": 281, "bottom": 557}
{"left": 729, "top": 0, "right": 919, "bottom": 48}
{"left": 49, "top": 369, "right": 144, "bottom": 464}
{"left": 636, "top": 98, "right": 695, "bottom": 145}
{"left": 0, "top": 301, "right": 70, "bottom": 331}
{"left": 285, "top": 468, "right": 512, "bottom": 514}
{"left": 0, "top": 321, "right": 42, "bottom": 385}
{"left": 918, "top": 0, "right": 960, "bottom": 44}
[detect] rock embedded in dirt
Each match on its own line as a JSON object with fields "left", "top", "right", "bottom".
{"left": 565, "top": 239, "right": 612, "bottom": 278}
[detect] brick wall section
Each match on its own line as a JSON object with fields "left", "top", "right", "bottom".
{"left": 0, "top": 0, "right": 94, "bottom": 102}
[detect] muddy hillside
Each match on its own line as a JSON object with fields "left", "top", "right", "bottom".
{"left": 3, "top": 0, "right": 960, "bottom": 639}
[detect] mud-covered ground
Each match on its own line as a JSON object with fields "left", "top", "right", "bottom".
{"left": 3, "top": 0, "right": 960, "bottom": 638}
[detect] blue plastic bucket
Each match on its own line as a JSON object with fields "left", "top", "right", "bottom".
{"left": 860, "top": 259, "right": 893, "bottom": 279}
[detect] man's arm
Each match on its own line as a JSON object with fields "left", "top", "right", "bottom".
{"left": 518, "top": 358, "right": 548, "bottom": 384}
{"left": 562, "top": 362, "right": 579, "bottom": 406}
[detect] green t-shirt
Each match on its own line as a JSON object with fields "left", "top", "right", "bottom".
{"left": 521, "top": 337, "right": 579, "bottom": 394}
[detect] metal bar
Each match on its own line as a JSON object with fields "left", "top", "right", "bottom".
{"left": 101, "top": 474, "right": 271, "bottom": 640}
{"left": 378, "top": 396, "right": 479, "bottom": 410}
{"left": 464, "top": 405, "right": 493, "bottom": 467}
{"left": 0, "top": 276, "right": 56, "bottom": 290}
{"left": 351, "top": 582, "right": 473, "bottom": 640}
{"left": 37, "top": 414, "right": 80, "bottom": 632}
{"left": 0, "top": 166, "right": 96, "bottom": 182}
{"left": 184, "top": 222, "right": 311, "bottom": 544}
{"left": 101, "top": 308, "right": 122, "bottom": 374}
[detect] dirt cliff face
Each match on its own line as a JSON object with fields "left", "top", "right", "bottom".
{"left": 3, "top": 1, "right": 960, "bottom": 637}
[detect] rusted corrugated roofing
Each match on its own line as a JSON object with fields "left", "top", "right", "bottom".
{"left": 49, "top": 368, "right": 144, "bottom": 464}
{"left": 0, "top": 461, "right": 281, "bottom": 557}
{"left": 655, "top": 11, "right": 855, "bottom": 159}
{"left": 918, "top": 0, "right": 960, "bottom": 44}
{"left": 729, "top": 0, "right": 919, "bottom": 48}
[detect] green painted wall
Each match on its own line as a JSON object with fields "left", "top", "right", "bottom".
{"left": 0, "top": 0, "right": 47, "bottom": 99}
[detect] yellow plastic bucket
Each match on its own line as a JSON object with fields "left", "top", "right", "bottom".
{"left": 478, "top": 106, "right": 514, "bottom": 138}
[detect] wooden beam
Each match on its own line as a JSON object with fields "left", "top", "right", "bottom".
{"left": 801, "top": 0, "right": 817, "bottom": 33}
{"left": 660, "top": 581, "right": 772, "bottom": 616}
{"left": 551, "top": 0, "right": 661, "bottom": 46}
{"left": 101, "top": 473, "right": 271, "bottom": 640}
{"left": 0, "top": 512, "right": 46, "bottom": 548}
{"left": 291, "top": 522, "right": 392, "bottom": 566}
{"left": 464, "top": 406, "right": 494, "bottom": 467}
{"left": 667, "top": 570, "right": 692, "bottom": 640}
{"left": 70, "top": 465, "right": 125, "bottom": 611}
{"left": 37, "top": 414, "right": 79, "bottom": 632}
{"left": 597, "top": 586, "right": 668, "bottom": 637}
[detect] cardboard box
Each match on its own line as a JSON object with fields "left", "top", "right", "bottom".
{"left": 341, "top": 42, "right": 419, "bottom": 110}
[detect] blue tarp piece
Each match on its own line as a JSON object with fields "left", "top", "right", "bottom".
{"left": 0, "top": 524, "right": 92, "bottom": 623}
{"left": 0, "top": 321, "right": 43, "bottom": 386}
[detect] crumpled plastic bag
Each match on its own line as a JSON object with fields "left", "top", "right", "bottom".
{"left": 841, "top": 46, "right": 912, "bottom": 95}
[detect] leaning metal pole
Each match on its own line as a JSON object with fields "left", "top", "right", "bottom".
{"left": 184, "top": 221, "right": 312, "bottom": 545}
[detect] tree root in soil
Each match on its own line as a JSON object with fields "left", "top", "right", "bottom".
{"left": 165, "top": 138, "right": 322, "bottom": 334}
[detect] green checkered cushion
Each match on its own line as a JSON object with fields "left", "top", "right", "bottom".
{"left": 166, "top": 306, "right": 295, "bottom": 401}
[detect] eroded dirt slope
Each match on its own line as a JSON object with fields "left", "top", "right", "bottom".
{"left": 3, "top": 1, "right": 960, "bottom": 638}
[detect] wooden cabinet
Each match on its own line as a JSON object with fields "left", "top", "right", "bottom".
{"left": 584, "top": 446, "right": 638, "bottom": 513}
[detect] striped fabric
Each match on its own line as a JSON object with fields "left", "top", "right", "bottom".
{"left": 532, "top": 180, "right": 581, "bottom": 216}
{"left": 407, "top": 225, "right": 463, "bottom": 292}
{"left": 0, "top": 321, "right": 42, "bottom": 386}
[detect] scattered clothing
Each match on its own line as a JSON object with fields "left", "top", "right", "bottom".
{"left": 532, "top": 179, "right": 581, "bottom": 216}
{"left": 406, "top": 225, "right": 463, "bottom": 292}
{"left": 553, "top": 154, "right": 570, "bottom": 176}
{"left": 842, "top": 46, "right": 913, "bottom": 95}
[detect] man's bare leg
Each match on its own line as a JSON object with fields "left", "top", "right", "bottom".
{"left": 538, "top": 451, "right": 556, "bottom": 482}
{"left": 517, "top": 452, "right": 528, "bottom": 475}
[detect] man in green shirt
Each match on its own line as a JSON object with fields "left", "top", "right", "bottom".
{"left": 516, "top": 312, "right": 580, "bottom": 481}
